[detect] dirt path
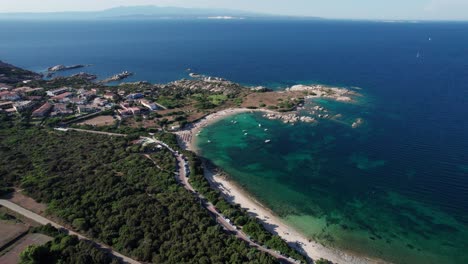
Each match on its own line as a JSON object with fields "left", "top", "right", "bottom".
{"left": 0, "top": 200, "right": 140, "bottom": 264}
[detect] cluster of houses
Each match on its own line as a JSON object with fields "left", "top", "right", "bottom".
{"left": 0, "top": 83, "right": 43, "bottom": 116}
{"left": 117, "top": 93, "right": 160, "bottom": 117}
{"left": 0, "top": 84, "right": 111, "bottom": 118}
{"left": 0, "top": 83, "right": 162, "bottom": 120}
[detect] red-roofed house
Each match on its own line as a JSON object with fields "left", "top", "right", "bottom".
{"left": 32, "top": 102, "right": 53, "bottom": 118}
{"left": 51, "top": 92, "right": 73, "bottom": 102}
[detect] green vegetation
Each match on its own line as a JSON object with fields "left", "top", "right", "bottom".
{"left": 183, "top": 152, "right": 307, "bottom": 263}
{"left": 156, "top": 95, "right": 182, "bottom": 109}
{"left": 234, "top": 97, "right": 243, "bottom": 106}
{"left": 21, "top": 225, "right": 117, "bottom": 264}
{"left": 193, "top": 94, "right": 216, "bottom": 109}
{"left": 315, "top": 258, "right": 334, "bottom": 264}
{"left": 276, "top": 99, "right": 298, "bottom": 111}
{"left": 208, "top": 94, "right": 228, "bottom": 105}
{"left": 0, "top": 211, "right": 16, "bottom": 221}
{"left": 0, "top": 121, "right": 277, "bottom": 263}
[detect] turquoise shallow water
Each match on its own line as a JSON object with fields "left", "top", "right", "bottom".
{"left": 196, "top": 103, "right": 468, "bottom": 264}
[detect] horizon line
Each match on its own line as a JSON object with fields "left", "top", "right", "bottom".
{"left": 0, "top": 5, "right": 467, "bottom": 22}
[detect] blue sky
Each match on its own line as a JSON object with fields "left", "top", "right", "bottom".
{"left": 0, "top": 0, "right": 467, "bottom": 20}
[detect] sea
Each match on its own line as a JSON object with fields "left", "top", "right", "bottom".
{"left": 1, "top": 19, "right": 467, "bottom": 264}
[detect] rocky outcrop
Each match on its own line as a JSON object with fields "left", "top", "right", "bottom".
{"left": 47, "top": 64, "right": 88, "bottom": 72}
{"left": 100, "top": 71, "right": 134, "bottom": 84}
{"left": 263, "top": 113, "right": 315, "bottom": 124}
{"left": 250, "top": 86, "right": 270, "bottom": 92}
{"left": 352, "top": 118, "right": 364, "bottom": 128}
{"left": 188, "top": 73, "right": 227, "bottom": 83}
{"left": 287, "top": 84, "right": 357, "bottom": 102}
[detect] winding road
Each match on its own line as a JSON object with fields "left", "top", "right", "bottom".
{"left": 144, "top": 137, "right": 301, "bottom": 264}
{"left": 50, "top": 128, "right": 302, "bottom": 263}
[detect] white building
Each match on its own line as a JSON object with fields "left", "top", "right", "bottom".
{"left": 140, "top": 99, "right": 158, "bottom": 111}
{"left": 13, "top": 100, "right": 35, "bottom": 112}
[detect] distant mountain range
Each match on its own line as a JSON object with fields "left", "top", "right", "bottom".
{"left": 0, "top": 6, "right": 322, "bottom": 20}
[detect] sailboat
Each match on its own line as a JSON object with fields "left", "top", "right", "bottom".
{"left": 416, "top": 52, "right": 421, "bottom": 58}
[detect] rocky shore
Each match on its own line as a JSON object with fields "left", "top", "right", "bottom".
{"left": 100, "top": 71, "right": 134, "bottom": 83}
{"left": 263, "top": 112, "right": 315, "bottom": 124}
{"left": 287, "top": 84, "right": 358, "bottom": 102}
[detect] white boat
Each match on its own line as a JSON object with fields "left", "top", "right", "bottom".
{"left": 244, "top": 133, "right": 248, "bottom": 136}
{"left": 207, "top": 140, "right": 211, "bottom": 143}
{"left": 264, "top": 129, "right": 268, "bottom": 131}
{"left": 265, "top": 140, "right": 271, "bottom": 143}
{"left": 258, "top": 124, "right": 262, "bottom": 127}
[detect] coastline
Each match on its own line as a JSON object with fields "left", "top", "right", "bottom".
{"left": 175, "top": 108, "right": 385, "bottom": 264}
{"left": 175, "top": 108, "right": 279, "bottom": 152}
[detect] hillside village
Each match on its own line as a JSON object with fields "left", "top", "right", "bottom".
{"left": 0, "top": 83, "right": 160, "bottom": 119}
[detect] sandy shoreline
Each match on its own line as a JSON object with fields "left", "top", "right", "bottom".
{"left": 175, "top": 108, "right": 278, "bottom": 152}
{"left": 175, "top": 108, "right": 384, "bottom": 264}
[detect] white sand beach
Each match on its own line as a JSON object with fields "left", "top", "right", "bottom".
{"left": 203, "top": 167, "right": 384, "bottom": 264}
{"left": 176, "top": 108, "right": 386, "bottom": 264}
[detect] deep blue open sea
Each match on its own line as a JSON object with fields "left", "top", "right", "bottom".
{"left": 1, "top": 20, "right": 467, "bottom": 263}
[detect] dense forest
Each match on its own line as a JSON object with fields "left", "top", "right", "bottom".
{"left": 20, "top": 225, "right": 118, "bottom": 264}
{"left": 0, "top": 115, "right": 277, "bottom": 263}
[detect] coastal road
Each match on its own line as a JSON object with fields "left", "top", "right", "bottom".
{"left": 144, "top": 137, "right": 300, "bottom": 264}
{"left": 0, "top": 200, "right": 140, "bottom": 264}
{"left": 54, "top": 127, "right": 127, "bottom": 137}
{"left": 51, "top": 129, "right": 300, "bottom": 263}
